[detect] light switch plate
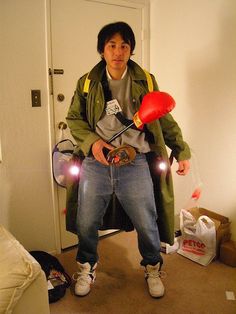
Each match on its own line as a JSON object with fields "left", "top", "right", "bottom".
{"left": 31, "top": 90, "right": 41, "bottom": 107}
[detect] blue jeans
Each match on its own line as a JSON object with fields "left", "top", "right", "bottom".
{"left": 76, "top": 153, "right": 163, "bottom": 267}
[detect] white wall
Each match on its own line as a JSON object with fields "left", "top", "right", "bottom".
{"left": 150, "top": 0, "right": 236, "bottom": 239}
{"left": 1, "top": 0, "right": 235, "bottom": 253}
{"left": 0, "top": 0, "right": 58, "bottom": 252}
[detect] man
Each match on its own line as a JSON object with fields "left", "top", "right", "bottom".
{"left": 66, "top": 21, "right": 190, "bottom": 298}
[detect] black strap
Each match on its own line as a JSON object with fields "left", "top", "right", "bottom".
{"left": 101, "top": 72, "right": 139, "bottom": 130}
{"left": 115, "top": 112, "right": 134, "bottom": 127}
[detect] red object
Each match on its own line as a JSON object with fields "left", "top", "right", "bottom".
{"left": 133, "top": 91, "right": 176, "bottom": 128}
{"left": 113, "top": 156, "right": 120, "bottom": 163}
{"left": 191, "top": 188, "right": 202, "bottom": 200}
{"left": 63, "top": 208, "right": 67, "bottom": 215}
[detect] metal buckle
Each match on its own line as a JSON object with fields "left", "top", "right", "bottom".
{"left": 107, "top": 145, "right": 136, "bottom": 166}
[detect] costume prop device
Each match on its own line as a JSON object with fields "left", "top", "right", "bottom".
{"left": 107, "top": 91, "right": 175, "bottom": 144}
{"left": 106, "top": 91, "right": 176, "bottom": 165}
{"left": 52, "top": 139, "right": 80, "bottom": 188}
{"left": 52, "top": 91, "right": 176, "bottom": 186}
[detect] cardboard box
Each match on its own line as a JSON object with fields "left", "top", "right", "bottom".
{"left": 188, "top": 207, "right": 231, "bottom": 258}
{"left": 220, "top": 240, "right": 236, "bottom": 267}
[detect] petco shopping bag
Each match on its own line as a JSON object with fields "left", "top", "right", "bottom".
{"left": 177, "top": 209, "right": 216, "bottom": 266}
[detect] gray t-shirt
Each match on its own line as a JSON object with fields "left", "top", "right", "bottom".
{"left": 96, "top": 70, "right": 150, "bottom": 153}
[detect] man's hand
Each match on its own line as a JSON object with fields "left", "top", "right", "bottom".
{"left": 92, "top": 139, "right": 114, "bottom": 165}
{"left": 176, "top": 160, "right": 190, "bottom": 176}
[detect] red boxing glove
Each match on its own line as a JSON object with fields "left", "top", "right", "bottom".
{"left": 133, "top": 91, "right": 175, "bottom": 128}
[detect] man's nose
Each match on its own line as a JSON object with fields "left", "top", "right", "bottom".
{"left": 114, "top": 46, "right": 122, "bottom": 55}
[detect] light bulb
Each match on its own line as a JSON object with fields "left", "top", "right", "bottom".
{"left": 69, "top": 165, "right": 80, "bottom": 176}
{"left": 158, "top": 161, "right": 167, "bottom": 171}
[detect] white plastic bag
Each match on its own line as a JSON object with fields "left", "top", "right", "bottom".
{"left": 177, "top": 209, "right": 216, "bottom": 266}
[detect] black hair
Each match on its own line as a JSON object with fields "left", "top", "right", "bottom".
{"left": 97, "top": 21, "right": 135, "bottom": 55}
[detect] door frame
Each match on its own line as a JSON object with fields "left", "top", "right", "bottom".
{"left": 46, "top": 0, "right": 150, "bottom": 253}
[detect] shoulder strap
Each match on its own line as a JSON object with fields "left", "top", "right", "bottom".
{"left": 143, "top": 69, "right": 154, "bottom": 92}
{"left": 83, "top": 72, "right": 91, "bottom": 95}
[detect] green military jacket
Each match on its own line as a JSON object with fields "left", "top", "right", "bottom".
{"left": 66, "top": 59, "right": 191, "bottom": 245}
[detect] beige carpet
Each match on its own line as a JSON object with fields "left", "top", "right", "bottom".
{"left": 50, "top": 231, "right": 236, "bottom": 314}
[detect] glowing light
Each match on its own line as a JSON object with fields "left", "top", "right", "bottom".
{"left": 69, "top": 165, "right": 80, "bottom": 176}
{"left": 158, "top": 161, "right": 167, "bottom": 171}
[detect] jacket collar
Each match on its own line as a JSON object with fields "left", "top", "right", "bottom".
{"left": 88, "top": 59, "right": 147, "bottom": 82}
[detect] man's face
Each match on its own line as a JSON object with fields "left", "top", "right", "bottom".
{"left": 103, "top": 33, "right": 131, "bottom": 75}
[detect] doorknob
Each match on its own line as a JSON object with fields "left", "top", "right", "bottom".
{"left": 58, "top": 122, "right": 67, "bottom": 130}
{"left": 57, "top": 94, "right": 65, "bottom": 102}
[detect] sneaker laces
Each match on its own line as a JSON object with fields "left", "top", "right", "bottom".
{"left": 72, "top": 270, "right": 94, "bottom": 286}
{"left": 146, "top": 270, "right": 167, "bottom": 279}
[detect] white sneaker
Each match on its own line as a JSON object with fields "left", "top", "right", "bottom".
{"left": 145, "top": 263, "right": 165, "bottom": 298}
{"left": 73, "top": 262, "right": 97, "bottom": 296}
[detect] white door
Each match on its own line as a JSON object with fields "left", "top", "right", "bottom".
{"left": 50, "top": 0, "right": 147, "bottom": 249}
